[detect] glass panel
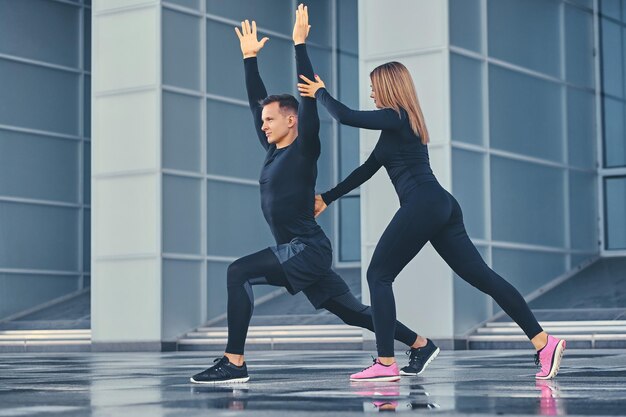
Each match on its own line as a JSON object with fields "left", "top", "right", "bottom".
{"left": 207, "top": 261, "right": 228, "bottom": 320}
{"left": 567, "top": 88, "right": 596, "bottom": 169}
{"left": 0, "top": 0, "right": 79, "bottom": 67}
{"left": 569, "top": 0, "right": 593, "bottom": 8}
{"left": 492, "top": 248, "right": 565, "bottom": 300}
{"left": 338, "top": 51, "right": 360, "bottom": 182}
{"left": 337, "top": 0, "right": 358, "bottom": 54}
{"left": 600, "top": 0, "right": 622, "bottom": 20}
{"left": 603, "top": 96, "right": 626, "bottom": 167}
{"left": 450, "top": 0, "right": 483, "bottom": 53}
{"left": 605, "top": 176, "right": 626, "bottom": 249}
{"left": 338, "top": 53, "right": 359, "bottom": 108}
{"left": 339, "top": 125, "right": 360, "bottom": 181}
{"left": 163, "top": 259, "right": 202, "bottom": 339}
{"left": 207, "top": 20, "right": 293, "bottom": 101}
{"left": 0, "top": 202, "right": 79, "bottom": 271}
{"left": 571, "top": 254, "right": 594, "bottom": 268}
{"left": 84, "top": 209, "right": 91, "bottom": 272}
{"left": 206, "top": 0, "right": 293, "bottom": 34}
{"left": 489, "top": 65, "right": 563, "bottom": 162}
{"left": 206, "top": 99, "right": 265, "bottom": 179}
{"left": 84, "top": 7, "right": 91, "bottom": 71}
{"left": 339, "top": 196, "right": 360, "bottom": 261}
{"left": 488, "top": 0, "right": 560, "bottom": 77}
{"left": 0, "top": 130, "right": 78, "bottom": 203}
{"left": 454, "top": 245, "right": 489, "bottom": 334}
{"left": 207, "top": 181, "right": 273, "bottom": 256}
{"left": 600, "top": 18, "right": 624, "bottom": 98}
{"left": 84, "top": 141, "right": 91, "bottom": 204}
{"left": 569, "top": 171, "right": 598, "bottom": 251}
{"left": 452, "top": 148, "right": 485, "bottom": 239}
{"left": 163, "top": 9, "right": 201, "bottom": 90}
{"left": 306, "top": 0, "right": 331, "bottom": 47}
{"left": 316, "top": 121, "right": 333, "bottom": 193}
{"left": 166, "top": 0, "right": 201, "bottom": 10}
{"left": 491, "top": 156, "right": 565, "bottom": 247}
{"left": 0, "top": 59, "right": 79, "bottom": 135}
{"left": 451, "top": 53, "right": 484, "bottom": 145}
{"left": 164, "top": 175, "right": 202, "bottom": 255}
{"left": 0, "top": 274, "right": 79, "bottom": 319}
{"left": 84, "top": 75, "right": 91, "bottom": 137}
{"left": 163, "top": 92, "right": 202, "bottom": 172}
{"left": 565, "top": 5, "right": 594, "bottom": 89}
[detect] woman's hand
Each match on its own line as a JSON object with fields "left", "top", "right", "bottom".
{"left": 292, "top": 3, "right": 311, "bottom": 45}
{"left": 314, "top": 194, "right": 328, "bottom": 218}
{"left": 298, "top": 74, "right": 325, "bottom": 98}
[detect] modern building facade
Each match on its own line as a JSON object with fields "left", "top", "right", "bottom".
{"left": 0, "top": 0, "right": 624, "bottom": 349}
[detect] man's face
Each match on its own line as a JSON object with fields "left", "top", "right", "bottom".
{"left": 261, "top": 102, "right": 296, "bottom": 145}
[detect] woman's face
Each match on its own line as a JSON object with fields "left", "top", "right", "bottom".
{"left": 370, "top": 82, "right": 380, "bottom": 108}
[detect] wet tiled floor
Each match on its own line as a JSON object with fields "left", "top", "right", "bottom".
{"left": 1, "top": 350, "right": 625, "bottom": 416}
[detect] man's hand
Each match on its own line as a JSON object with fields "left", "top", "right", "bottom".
{"left": 235, "top": 19, "right": 269, "bottom": 59}
{"left": 298, "top": 74, "right": 325, "bottom": 98}
{"left": 292, "top": 3, "right": 311, "bottom": 45}
{"left": 314, "top": 194, "right": 328, "bottom": 218}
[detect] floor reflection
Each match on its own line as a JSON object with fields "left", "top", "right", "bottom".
{"left": 1, "top": 350, "right": 626, "bottom": 416}
{"left": 535, "top": 380, "right": 566, "bottom": 416}
{"left": 190, "top": 381, "right": 440, "bottom": 413}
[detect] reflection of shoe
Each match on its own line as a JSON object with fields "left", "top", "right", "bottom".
{"left": 400, "top": 339, "right": 440, "bottom": 376}
{"left": 408, "top": 401, "right": 440, "bottom": 410}
{"left": 372, "top": 400, "right": 398, "bottom": 411}
{"left": 535, "top": 335, "right": 566, "bottom": 380}
{"left": 353, "top": 381, "right": 400, "bottom": 397}
{"left": 536, "top": 380, "right": 561, "bottom": 416}
{"left": 190, "top": 357, "right": 250, "bottom": 384}
{"left": 350, "top": 358, "right": 400, "bottom": 382}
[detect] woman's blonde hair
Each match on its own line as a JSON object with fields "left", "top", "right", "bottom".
{"left": 370, "top": 62, "right": 429, "bottom": 144}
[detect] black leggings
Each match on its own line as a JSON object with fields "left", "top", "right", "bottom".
{"left": 368, "top": 182, "right": 544, "bottom": 357}
{"left": 225, "top": 248, "right": 418, "bottom": 355}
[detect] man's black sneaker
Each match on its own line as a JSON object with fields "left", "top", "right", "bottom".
{"left": 400, "top": 339, "right": 440, "bottom": 376}
{"left": 190, "top": 356, "right": 250, "bottom": 384}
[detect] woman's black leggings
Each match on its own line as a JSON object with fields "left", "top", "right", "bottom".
{"left": 368, "top": 182, "right": 544, "bottom": 357}
{"left": 225, "top": 248, "right": 418, "bottom": 355}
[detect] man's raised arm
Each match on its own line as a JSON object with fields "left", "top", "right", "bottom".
{"left": 292, "top": 4, "right": 320, "bottom": 157}
{"left": 235, "top": 19, "right": 270, "bottom": 150}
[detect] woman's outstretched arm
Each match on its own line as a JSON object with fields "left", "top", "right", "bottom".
{"left": 320, "top": 152, "right": 382, "bottom": 205}
{"left": 298, "top": 75, "right": 404, "bottom": 130}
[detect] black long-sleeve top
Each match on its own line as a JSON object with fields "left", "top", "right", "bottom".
{"left": 244, "top": 44, "right": 323, "bottom": 245}
{"left": 316, "top": 88, "right": 436, "bottom": 206}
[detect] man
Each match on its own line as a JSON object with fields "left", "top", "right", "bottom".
{"left": 190, "top": 5, "right": 435, "bottom": 384}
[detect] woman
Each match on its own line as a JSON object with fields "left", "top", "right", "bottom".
{"left": 297, "top": 62, "right": 565, "bottom": 381}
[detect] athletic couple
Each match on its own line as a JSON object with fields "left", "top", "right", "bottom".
{"left": 191, "top": 4, "right": 565, "bottom": 384}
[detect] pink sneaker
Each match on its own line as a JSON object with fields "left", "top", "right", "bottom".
{"left": 350, "top": 358, "right": 400, "bottom": 382}
{"left": 535, "top": 335, "right": 566, "bottom": 380}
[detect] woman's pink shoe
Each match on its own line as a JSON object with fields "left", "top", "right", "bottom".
{"left": 350, "top": 358, "right": 400, "bottom": 382}
{"left": 535, "top": 335, "right": 566, "bottom": 380}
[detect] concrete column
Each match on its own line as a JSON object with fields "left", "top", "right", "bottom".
{"left": 91, "top": 0, "right": 164, "bottom": 351}
{"left": 358, "top": 0, "right": 455, "bottom": 348}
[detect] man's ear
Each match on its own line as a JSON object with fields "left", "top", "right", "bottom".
{"left": 288, "top": 114, "right": 297, "bottom": 127}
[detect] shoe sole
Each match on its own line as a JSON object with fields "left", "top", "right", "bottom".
{"left": 349, "top": 375, "right": 401, "bottom": 382}
{"left": 536, "top": 340, "right": 566, "bottom": 380}
{"left": 190, "top": 376, "right": 250, "bottom": 384}
{"left": 400, "top": 347, "right": 440, "bottom": 376}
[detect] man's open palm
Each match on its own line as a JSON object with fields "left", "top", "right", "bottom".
{"left": 235, "top": 20, "right": 269, "bottom": 59}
